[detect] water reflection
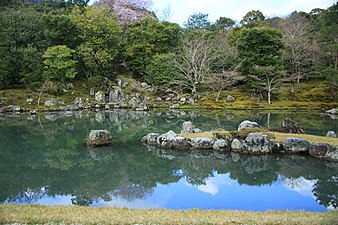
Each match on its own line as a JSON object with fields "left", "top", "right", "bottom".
{"left": 0, "top": 109, "right": 337, "bottom": 211}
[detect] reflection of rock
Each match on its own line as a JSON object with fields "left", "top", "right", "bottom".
{"left": 242, "top": 133, "right": 271, "bottom": 154}
{"left": 88, "top": 147, "right": 114, "bottom": 160}
{"left": 282, "top": 138, "right": 310, "bottom": 153}
{"left": 276, "top": 118, "right": 306, "bottom": 134}
{"left": 237, "top": 120, "right": 259, "bottom": 130}
{"left": 241, "top": 155, "right": 270, "bottom": 174}
{"left": 309, "top": 143, "right": 338, "bottom": 162}
{"left": 87, "top": 130, "right": 112, "bottom": 147}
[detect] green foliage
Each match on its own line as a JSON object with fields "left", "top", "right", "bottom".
{"left": 71, "top": 6, "right": 121, "bottom": 79}
{"left": 0, "top": 5, "right": 45, "bottom": 89}
{"left": 43, "top": 45, "right": 78, "bottom": 82}
{"left": 125, "top": 18, "right": 182, "bottom": 77}
{"left": 145, "top": 53, "right": 180, "bottom": 86}
{"left": 211, "top": 17, "right": 235, "bottom": 31}
{"left": 231, "top": 26, "right": 284, "bottom": 75}
{"left": 240, "top": 10, "right": 265, "bottom": 27}
{"left": 183, "top": 13, "right": 211, "bottom": 30}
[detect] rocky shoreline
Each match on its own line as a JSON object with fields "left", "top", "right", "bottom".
{"left": 141, "top": 120, "right": 338, "bottom": 162}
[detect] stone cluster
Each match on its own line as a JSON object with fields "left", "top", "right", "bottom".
{"left": 141, "top": 120, "right": 338, "bottom": 162}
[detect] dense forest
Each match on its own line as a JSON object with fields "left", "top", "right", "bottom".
{"left": 0, "top": 0, "right": 337, "bottom": 104}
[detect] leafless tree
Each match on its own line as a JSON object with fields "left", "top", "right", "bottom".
{"left": 280, "top": 12, "right": 319, "bottom": 93}
{"left": 171, "top": 34, "right": 217, "bottom": 98}
{"left": 252, "top": 66, "right": 285, "bottom": 104}
{"left": 95, "top": 0, "right": 154, "bottom": 24}
{"left": 207, "top": 68, "right": 245, "bottom": 102}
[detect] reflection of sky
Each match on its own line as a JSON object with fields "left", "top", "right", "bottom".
{"left": 5, "top": 173, "right": 328, "bottom": 212}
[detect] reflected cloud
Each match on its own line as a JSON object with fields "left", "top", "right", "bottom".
{"left": 193, "top": 173, "right": 232, "bottom": 196}
{"left": 282, "top": 176, "right": 317, "bottom": 198}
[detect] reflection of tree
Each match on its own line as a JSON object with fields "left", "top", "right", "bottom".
{"left": 313, "top": 177, "right": 338, "bottom": 209}
{"left": 0, "top": 110, "right": 337, "bottom": 208}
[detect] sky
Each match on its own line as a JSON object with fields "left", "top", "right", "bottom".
{"left": 152, "top": 0, "right": 336, "bottom": 25}
{"left": 89, "top": 0, "right": 336, "bottom": 25}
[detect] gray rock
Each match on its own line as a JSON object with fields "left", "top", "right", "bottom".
{"left": 105, "top": 104, "right": 110, "bottom": 110}
{"left": 181, "top": 121, "right": 193, "bottom": 134}
{"left": 128, "top": 97, "right": 139, "bottom": 109}
{"left": 326, "top": 108, "right": 337, "bottom": 114}
{"left": 180, "top": 97, "right": 187, "bottom": 104}
{"left": 67, "top": 83, "right": 74, "bottom": 90}
{"left": 157, "top": 130, "right": 178, "bottom": 148}
{"left": 26, "top": 99, "right": 34, "bottom": 105}
{"left": 309, "top": 143, "right": 338, "bottom": 162}
{"left": 141, "top": 133, "right": 160, "bottom": 145}
{"left": 95, "top": 91, "right": 105, "bottom": 102}
{"left": 190, "top": 138, "right": 214, "bottom": 149}
{"left": 87, "top": 130, "right": 112, "bottom": 147}
{"left": 141, "top": 82, "right": 148, "bottom": 88}
{"left": 225, "top": 95, "right": 235, "bottom": 102}
{"left": 13, "top": 105, "right": 21, "bottom": 112}
{"left": 193, "top": 128, "right": 202, "bottom": 133}
{"left": 231, "top": 139, "right": 243, "bottom": 152}
{"left": 188, "top": 98, "right": 195, "bottom": 104}
{"left": 270, "top": 141, "right": 284, "bottom": 152}
{"left": 213, "top": 139, "right": 230, "bottom": 152}
{"left": 242, "top": 133, "right": 271, "bottom": 154}
{"left": 116, "top": 79, "right": 122, "bottom": 87}
{"left": 73, "top": 97, "right": 82, "bottom": 108}
{"left": 282, "top": 138, "right": 310, "bottom": 153}
{"left": 44, "top": 99, "right": 57, "bottom": 107}
{"left": 155, "top": 97, "right": 162, "bottom": 101}
{"left": 326, "top": 131, "right": 336, "bottom": 138}
{"left": 172, "top": 137, "right": 191, "bottom": 150}
{"left": 170, "top": 104, "right": 179, "bottom": 109}
{"left": 237, "top": 120, "right": 260, "bottom": 130}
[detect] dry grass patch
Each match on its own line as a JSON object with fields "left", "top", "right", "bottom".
{"left": 266, "top": 132, "right": 338, "bottom": 146}
{"left": 1, "top": 204, "right": 337, "bottom": 225}
{"left": 180, "top": 132, "right": 214, "bottom": 139}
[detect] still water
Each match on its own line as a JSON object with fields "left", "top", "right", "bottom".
{"left": 0, "top": 109, "right": 337, "bottom": 212}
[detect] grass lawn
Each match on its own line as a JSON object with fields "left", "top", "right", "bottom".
{"left": 1, "top": 204, "right": 338, "bottom": 225}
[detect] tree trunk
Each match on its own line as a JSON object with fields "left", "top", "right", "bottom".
{"left": 290, "top": 82, "right": 295, "bottom": 95}
{"left": 267, "top": 90, "right": 271, "bottom": 104}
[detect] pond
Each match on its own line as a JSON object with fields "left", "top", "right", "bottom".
{"left": 0, "top": 109, "right": 337, "bottom": 212}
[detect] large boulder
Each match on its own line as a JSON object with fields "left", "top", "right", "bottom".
{"left": 326, "top": 131, "right": 336, "bottom": 138}
{"left": 172, "top": 137, "right": 191, "bottom": 150}
{"left": 309, "top": 143, "right": 338, "bottom": 162}
{"left": 95, "top": 91, "right": 105, "bottom": 102}
{"left": 238, "top": 120, "right": 260, "bottom": 131}
{"left": 213, "top": 139, "right": 230, "bottom": 152}
{"left": 87, "top": 130, "right": 112, "bottom": 147}
{"left": 231, "top": 139, "right": 243, "bottom": 152}
{"left": 242, "top": 133, "right": 271, "bottom": 154}
{"left": 141, "top": 133, "right": 159, "bottom": 145}
{"left": 191, "top": 138, "right": 214, "bottom": 150}
{"left": 282, "top": 138, "right": 310, "bottom": 153}
{"left": 157, "top": 130, "right": 178, "bottom": 148}
{"left": 280, "top": 118, "right": 306, "bottom": 134}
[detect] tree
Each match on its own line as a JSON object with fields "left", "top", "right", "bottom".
{"left": 43, "top": 45, "right": 78, "bottom": 82}
{"left": 240, "top": 10, "right": 265, "bottom": 27}
{"left": 71, "top": 6, "right": 121, "bottom": 80}
{"left": 231, "top": 26, "right": 284, "bottom": 103}
{"left": 124, "top": 18, "right": 181, "bottom": 77}
{"left": 183, "top": 13, "right": 211, "bottom": 30}
{"left": 280, "top": 12, "right": 318, "bottom": 92}
{"left": 252, "top": 66, "right": 285, "bottom": 104}
{"left": 145, "top": 53, "right": 180, "bottom": 86}
{"left": 211, "top": 17, "right": 235, "bottom": 31}
{"left": 208, "top": 69, "right": 244, "bottom": 102}
{"left": 172, "top": 31, "right": 217, "bottom": 97}
{"left": 95, "top": 0, "right": 154, "bottom": 24}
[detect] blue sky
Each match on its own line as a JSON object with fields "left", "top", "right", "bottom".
{"left": 90, "top": 0, "right": 336, "bottom": 25}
